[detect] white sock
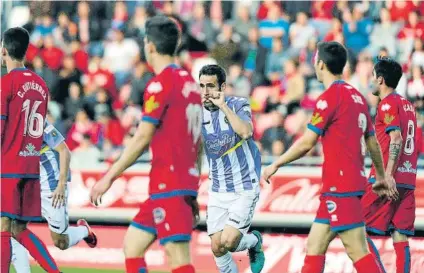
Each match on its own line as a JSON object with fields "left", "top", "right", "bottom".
{"left": 234, "top": 233, "right": 258, "bottom": 252}
{"left": 64, "top": 226, "right": 89, "bottom": 247}
{"left": 214, "top": 252, "right": 239, "bottom": 273}
{"left": 11, "top": 238, "right": 31, "bottom": 273}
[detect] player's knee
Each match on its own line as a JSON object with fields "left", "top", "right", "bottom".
{"left": 11, "top": 220, "right": 27, "bottom": 238}
{"left": 53, "top": 237, "right": 68, "bottom": 250}
{"left": 211, "top": 241, "right": 225, "bottom": 256}
{"left": 222, "top": 235, "right": 240, "bottom": 252}
{"left": 0, "top": 217, "right": 12, "bottom": 232}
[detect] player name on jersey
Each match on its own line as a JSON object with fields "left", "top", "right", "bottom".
{"left": 19, "top": 80, "right": 47, "bottom": 100}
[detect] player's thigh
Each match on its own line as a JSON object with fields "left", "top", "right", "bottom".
{"left": 306, "top": 222, "right": 336, "bottom": 255}
{"left": 361, "top": 183, "right": 397, "bottom": 235}
{"left": 391, "top": 189, "right": 415, "bottom": 237}
{"left": 21, "top": 179, "right": 43, "bottom": 222}
{"left": 209, "top": 231, "right": 224, "bottom": 256}
{"left": 338, "top": 225, "right": 369, "bottom": 262}
{"left": 226, "top": 189, "right": 259, "bottom": 235}
{"left": 41, "top": 187, "right": 69, "bottom": 235}
{"left": 1, "top": 178, "right": 23, "bottom": 225}
{"left": 153, "top": 196, "right": 194, "bottom": 246}
{"left": 126, "top": 199, "right": 157, "bottom": 257}
{"left": 163, "top": 241, "right": 191, "bottom": 269}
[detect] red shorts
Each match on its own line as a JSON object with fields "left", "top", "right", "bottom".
{"left": 0, "top": 178, "right": 42, "bottom": 221}
{"left": 131, "top": 196, "right": 194, "bottom": 245}
{"left": 361, "top": 184, "right": 415, "bottom": 236}
{"left": 315, "top": 194, "right": 365, "bottom": 232}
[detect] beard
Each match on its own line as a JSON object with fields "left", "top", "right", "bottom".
{"left": 203, "top": 100, "right": 219, "bottom": 111}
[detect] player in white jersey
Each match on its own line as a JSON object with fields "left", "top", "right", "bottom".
{"left": 11, "top": 121, "right": 97, "bottom": 273}
{"left": 199, "top": 65, "right": 265, "bottom": 273}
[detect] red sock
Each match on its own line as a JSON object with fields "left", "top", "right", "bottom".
{"left": 1, "top": 231, "right": 12, "bottom": 273}
{"left": 366, "top": 237, "right": 386, "bottom": 273}
{"left": 354, "top": 253, "right": 381, "bottom": 273}
{"left": 15, "top": 229, "right": 60, "bottom": 273}
{"left": 394, "top": 241, "right": 410, "bottom": 273}
{"left": 125, "top": 257, "right": 147, "bottom": 273}
{"left": 172, "top": 264, "right": 195, "bottom": 273}
{"left": 301, "top": 255, "right": 325, "bottom": 273}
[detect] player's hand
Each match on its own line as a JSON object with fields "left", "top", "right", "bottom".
{"left": 372, "top": 175, "right": 399, "bottom": 201}
{"left": 262, "top": 163, "right": 278, "bottom": 184}
{"left": 90, "top": 177, "right": 113, "bottom": 206}
{"left": 208, "top": 91, "right": 226, "bottom": 108}
{"left": 51, "top": 182, "right": 66, "bottom": 209}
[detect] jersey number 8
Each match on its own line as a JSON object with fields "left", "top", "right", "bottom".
{"left": 404, "top": 120, "right": 415, "bottom": 155}
{"left": 22, "top": 99, "right": 44, "bottom": 138}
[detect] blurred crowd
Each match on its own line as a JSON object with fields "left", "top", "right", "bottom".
{"left": 2, "top": 0, "right": 424, "bottom": 166}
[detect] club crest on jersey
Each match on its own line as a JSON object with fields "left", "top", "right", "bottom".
{"left": 384, "top": 113, "right": 395, "bottom": 125}
{"left": 310, "top": 113, "right": 323, "bottom": 126}
{"left": 381, "top": 103, "right": 391, "bottom": 111}
{"left": 316, "top": 100, "right": 328, "bottom": 110}
{"left": 326, "top": 200, "right": 337, "bottom": 214}
{"left": 147, "top": 82, "right": 163, "bottom": 94}
{"left": 145, "top": 96, "right": 160, "bottom": 114}
{"left": 153, "top": 208, "right": 166, "bottom": 224}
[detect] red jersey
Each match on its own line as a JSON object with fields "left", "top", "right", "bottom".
{"left": 141, "top": 64, "right": 202, "bottom": 199}
{"left": 307, "top": 81, "right": 374, "bottom": 196}
{"left": 369, "top": 93, "right": 418, "bottom": 189}
{"left": 1, "top": 68, "right": 49, "bottom": 178}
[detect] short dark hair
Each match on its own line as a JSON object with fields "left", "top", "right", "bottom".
{"left": 145, "top": 15, "right": 180, "bottom": 56}
{"left": 374, "top": 56, "right": 403, "bottom": 89}
{"left": 2, "top": 27, "right": 30, "bottom": 61}
{"left": 317, "top": 41, "right": 347, "bottom": 75}
{"left": 199, "top": 64, "right": 227, "bottom": 87}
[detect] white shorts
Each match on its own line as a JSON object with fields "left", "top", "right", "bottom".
{"left": 206, "top": 188, "right": 259, "bottom": 236}
{"left": 41, "top": 183, "right": 69, "bottom": 234}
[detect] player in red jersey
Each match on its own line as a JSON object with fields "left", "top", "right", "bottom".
{"left": 90, "top": 16, "right": 202, "bottom": 273}
{"left": 263, "top": 41, "right": 398, "bottom": 273}
{"left": 1, "top": 27, "right": 61, "bottom": 273}
{"left": 361, "top": 57, "right": 419, "bottom": 273}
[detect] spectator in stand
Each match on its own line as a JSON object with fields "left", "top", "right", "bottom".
{"left": 174, "top": 0, "right": 196, "bottom": 21}
{"left": 258, "top": 3, "right": 290, "bottom": 49}
{"left": 64, "top": 83, "right": 84, "bottom": 122}
{"left": 279, "top": 59, "right": 305, "bottom": 115}
{"left": 367, "top": 8, "right": 400, "bottom": 58}
{"left": 96, "top": 106, "right": 125, "bottom": 148}
{"left": 188, "top": 2, "right": 216, "bottom": 50}
{"left": 233, "top": 4, "right": 257, "bottom": 40}
{"left": 266, "top": 37, "right": 289, "bottom": 83}
{"left": 407, "top": 65, "right": 424, "bottom": 102}
{"left": 31, "top": 15, "right": 55, "bottom": 39}
{"left": 66, "top": 108, "right": 102, "bottom": 151}
{"left": 31, "top": 55, "right": 58, "bottom": 94}
{"left": 227, "top": 63, "right": 251, "bottom": 98}
{"left": 398, "top": 10, "right": 424, "bottom": 41}
{"left": 323, "top": 17, "right": 343, "bottom": 42}
{"left": 70, "top": 40, "right": 89, "bottom": 74}
{"left": 288, "top": 12, "right": 316, "bottom": 55}
{"left": 299, "top": 37, "right": 318, "bottom": 77}
{"left": 40, "top": 35, "right": 64, "bottom": 71}
{"left": 71, "top": 134, "right": 101, "bottom": 167}
{"left": 242, "top": 27, "right": 268, "bottom": 88}
{"left": 56, "top": 55, "right": 81, "bottom": 104}
{"left": 25, "top": 36, "right": 43, "bottom": 63}
{"left": 387, "top": 0, "right": 418, "bottom": 22}
{"left": 210, "top": 22, "right": 242, "bottom": 71}
{"left": 111, "top": 1, "right": 129, "bottom": 28}
{"left": 349, "top": 52, "right": 376, "bottom": 104}
{"left": 103, "top": 24, "right": 140, "bottom": 88}
{"left": 53, "top": 12, "right": 77, "bottom": 53}
{"left": 129, "top": 62, "right": 154, "bottom": 106}
{"left": 82, "top": 57, "right": 117, "bottom": 100}
{"left": 342, "top": 3, "right": 374, "bottom": 57}
{"left": 127, "top": 5, "right": 150, "bottom": 42}
{"left": 411, "top": 38, "right": 424, "bottom": 68}
{"left": 311, "top": 1, "right": 335, "bottom": 20}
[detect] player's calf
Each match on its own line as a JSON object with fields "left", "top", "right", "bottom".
{"left": 210, "top": 231, "right": 239, "bottom": 273}
{"left": 1, "top": 217, "right": 12, "bottom": 273}
{"left": 392, "top": 231, "right": 411, "bottom": 273}
{"left": 124, "top": 226, "right": 156, "bottom": 273}
{"left": 164, "top": 241, "right": 194, "bottom": 271}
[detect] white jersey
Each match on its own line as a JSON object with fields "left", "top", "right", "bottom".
{"left": 40, "top": 121, "right": 71, "bottom": 192}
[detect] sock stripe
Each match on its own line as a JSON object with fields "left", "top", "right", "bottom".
{"left": 139, "top": 269, "right": 146, "bottom": 273}
{"left": 366, "top": 237, "right": 386, "bottom": 273}
{"left": 404, "top": 246, "right": 410, "bottom": 273}
{"left": 28, "top": 232, "right": 58, "bottom": 271}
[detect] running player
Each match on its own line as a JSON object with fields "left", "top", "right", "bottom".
{"left": 90, "top": 16, "right": 202, "bottom": 273}
{"left": 199, "top": 64, "right": 265, "bottom": 273}
{"left": 263, "top": 41, "right": 397, "bottom": 273}
{"left": 11, "top": 120, "right": 97, "bottom": 273}
{"left": 361, "top": 57, "right": 418, "bottom": 273}
{"left": 1, "top": 27, "right": 61, "bottom": 273}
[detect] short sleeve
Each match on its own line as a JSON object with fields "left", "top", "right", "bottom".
{"left": 141, "top": 80, "right": 171, "bottom": 125}
{"left": 235, "top": 98, "right": 252, "bottom": 123}
{"left": 307, "top": 93, "right": 336, "bottom": 136}
{"left": 1, "top": 76, "right": 11, "bottom": 119}
{"left": 43, "top": 121, "right": 65, "bottom": 149}
{"left": 378, "top": 100, "right": 400, "bottom": 134}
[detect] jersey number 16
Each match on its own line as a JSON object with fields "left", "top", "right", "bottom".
{"left": 22, "top": 99, "right": 44, "bottom": 138}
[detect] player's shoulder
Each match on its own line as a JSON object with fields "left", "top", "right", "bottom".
{"left": 226, "top": 96, "right": 249, "bottom": 108}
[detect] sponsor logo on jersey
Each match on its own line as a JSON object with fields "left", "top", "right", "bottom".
{"left": 145, "top": 96, "right": 160, "bottom": 114}
{"left": 316, "top": 100, "right": 328, "bottom": 110}
{"left": 19, "top": 143, "right": 40, "bottom": 157}
{"left": 397, "top": 161, "right": 417, "bottom": 174}
{"left": 381, "top": 103, "right": 391, "bottom": 111}
{"left": 147, "top": 82, "right": 163, "bottom": 94}
{"left": 153, "top": 207, "right": 166, "bottom": 224}
{"left": 326, "top": 200, "right": 337, "bottom": 214}
{"left": 310, "top": 113, "right": 323, "bottom": 126}
{"left": 205, "top": 133, "right": 236, "bottom": 155}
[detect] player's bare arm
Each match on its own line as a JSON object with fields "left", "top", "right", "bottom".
{"left": 386, "top": 130, "right": 403, "bottom": 175}
{"left": 366, "top": 135, "right": 399, "bottom": 200}
{"left": 90, "top": 121, "right": 156, "bottom": 206}
{"left": 197, "top": 139, "right": 203, "bottom": 175}
{"left": 263, "top": 129, "right": 319, "bottom": 182}
{"left": 52, "top": 142, "right": 71, "bottom": 209}
{"left": 209, "top": 91, "right": 253, "bottom": 139}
